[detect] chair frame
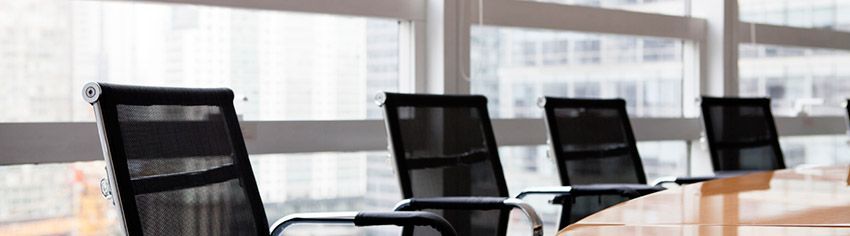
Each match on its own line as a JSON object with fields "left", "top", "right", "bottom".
{"left": 378, "top": 92, "right": 543, "bottom": 236}
{"left": 534, "top": 96, "right": 667, "bottom": 228}
{"left": 539, "top": 97, "right": 648, "bottom": 185}
{"left": 378, "top": 92, "right": 510, "bottom": 197}
{"left": 84, "top": 82, "right": 269, "bottom": 234}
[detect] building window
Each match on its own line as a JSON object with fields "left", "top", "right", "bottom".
{"left": 471, "top": 26, "right": 685, "bottom": 118}
{"left": 739, "top": 0, "right": 850, "bottom": 31}
{"left": 574, "top": 40, "right": 602, "bottom": 64}
{"left": 0, "top": 0, "right": 403, "bottom": 122}
{"left": 739, "top": 44, "right": 850, "bottom": 116}
{"left": 529, "top": 0, "right": 688, "bottom": 16}
{"left": 542, "top": 40, "right": 570, "bottom": 65}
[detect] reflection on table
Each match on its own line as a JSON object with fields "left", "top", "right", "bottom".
{"left": 563, "top": 225, "right": 850, "bottom": 236}
{"left": 559, "top": 165, "right": 850, "bottom": 235}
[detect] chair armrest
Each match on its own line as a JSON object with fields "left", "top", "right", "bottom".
{"left": 270, "top": 211, "right": 457, "bottom": 236}
{"left": 652, "top": 176, "right": 718, "bottom": 186}
{"left": 652, "top": 171, "right": 755, "bottom": 186}
{"left": 550, "top": 184, "right": 665, "bottom": 204}
{"left": 515, "top": 186, "right": 573, "bottom": 199}
{"left": 354, "top": 212, "right": 456, "bottom": 236}
{"left": 394, "top": 197, "right": 543, "bottom": 236}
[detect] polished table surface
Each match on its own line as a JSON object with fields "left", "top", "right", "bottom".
{"left": 562, "top": 225, "right": 850, "bottom": 235}
{"left": 558, "top": 165, "right": 850, "bottom": 235}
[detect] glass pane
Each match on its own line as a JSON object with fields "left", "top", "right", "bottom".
{"left": 524, "top": 0, "right": 688, "bottom": 16}
{"left": 0, "top": 152, "right": 406, "bottom": 235}
{"left": 739, "top": 44, "right": 850, "bottom": 116}
{"left": 0, "top": 0, "right": 402, "bottom": 122}
{"left": 739, "top": 0, "right": 850, "bottom": 31}
{"left": 471, "top": 26, "right": 685, "bottom": 118}
{"left": 0, "top": 161, "right": 123, "bottom": 235}
{"left": 252, "top": 152, "right": 404, "bottom": 235}
{"left": 780, "top": 135, "right": 850, "bottom": 168}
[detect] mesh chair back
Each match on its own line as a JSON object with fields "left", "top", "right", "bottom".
{"left": 541, "top": 97, "right": 646, "bottom": 186}
{"left": 378, "top": 93, "right": 509, "bottom": 236}
{"left": 700, "top": 96, "right": 785, "bottom": 171}
{"left": 540, "top": 97, "right": 647, "bottom": 227}
{"left": 85, "top": 83, "right": 268, "bottom": 235}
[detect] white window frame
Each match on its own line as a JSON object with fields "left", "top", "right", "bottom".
{"left": 1, "top": 0, "right": 849, "bottom": 169}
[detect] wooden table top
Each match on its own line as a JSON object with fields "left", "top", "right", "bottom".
{"left": 558, "top": 165, "right": 850, "bottom": 235}
{"left": 562, "top": 225, "right": 850, "bottom": 235}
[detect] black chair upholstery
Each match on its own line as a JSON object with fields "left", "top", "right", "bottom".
{"left": 700, "top": 96, "right": 785, "bottom": 171}
{"left": 84, "top": 83, "right": 457, "bottom": 236}
{"left": 378, "top": 92, "right": 542, "bottom": 236}
{"left": 538, "top": 97, "right": 664, "bottom": 228}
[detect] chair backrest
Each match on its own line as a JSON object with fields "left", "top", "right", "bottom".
{"left": 540, "top": 97, "right": 647, "bottom": 186}
{"left": 378, "top": 92, "right": 509, "bottom": 236}
{"left": 84, "top": 83, "right": 268, "bottom": 235}
{"left": 700, "top": 96, "right": 785, "bottom": 171}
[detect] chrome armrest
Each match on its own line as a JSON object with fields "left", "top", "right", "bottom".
{"left": 270, "top": 211, "right": 457, "bottom": 236}
{"left": 651, "top": 176, "right": 680, "bottom": 186}
{"left": 270, "top": 212, "right": 358, "bottom": 235}
{"left": 515, "top": 186, "right": 573, "bottom": 199}
{"left": 393, "top": 197, "right": 543, "bottom": 236}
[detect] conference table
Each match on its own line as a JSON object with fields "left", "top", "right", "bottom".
{"left": 557, "top": 165, "right": 850, "bottom": 235}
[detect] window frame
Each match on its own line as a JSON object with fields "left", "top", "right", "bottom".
{"left": 1, "top": 0, "right": 849, "bottom": 171}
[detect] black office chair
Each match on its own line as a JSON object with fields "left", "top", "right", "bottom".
{"left": 377, "top": 92, "right": 543, "bottom": 236}
{"left": 700, "top": 96, "right": 785, "bottom": 171}
{"left": 83, "top": 83, "right": 457, "bottom": 236}
{"left": 526, "top": 97, "right": 669, "bottom": 228}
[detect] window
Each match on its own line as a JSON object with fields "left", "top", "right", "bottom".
{"left": 779, "top": 135, "right": 850, "bottom": 167}
{"left": 252, "top": 152, "right": 402, "bottom": 235}
{"left": 542, "top": 40, "right": 570, "bottom": 65}
{"left": 0, "top": 161, "right": 122, "bottom": 235}
{"left": 0, "top": 151, "right": 405, "bottom": 235}
{"left": 0, "top": 0, "right": 403, "bottom": 122}
{"left": 643, "top": 39, "right": 678, "bottom": 61}
{"left": 528, "top": 0, "right": 689, "bottom": 16}
{"left": 739, "top": 44, "right": 850, "bottom": 116}
{"left": 574, "top": 40, "right": 601, "bottom": 64}
{"left": 739, "top": 0, "right": 850, "bottom": 31}
{"left": 471, "top": 26, "right": 685, "bottom": 118}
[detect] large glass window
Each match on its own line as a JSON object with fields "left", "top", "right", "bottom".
{"left": 739, "top": 44, "right": 850, "bottom": 116}
{"left": 739, "top": 0, "right": 850, "bottom": 31}
{"left": 527, "top": 0, "right": 688, "bottom": 16}
{"left": 0, "top": 161, "right": 122, "bottom": 235}
{"left": 780, "top": 135, "right": 850, "bottom": 168}
{"left": 0, "top": 0, "right": 402, "bottom": 122}
{"left": 471, "top": 26, "right": 685, "bottom": 118}
{"left": 0, "top": 151, "right": 405, "bottom": 235}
